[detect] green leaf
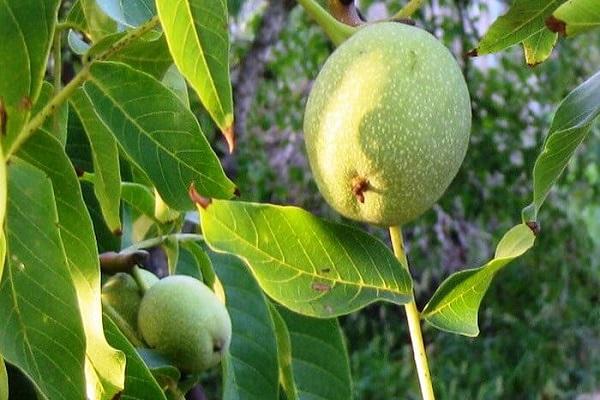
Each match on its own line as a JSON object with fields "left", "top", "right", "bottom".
{"left": 176, "top": 242, "right": 212, "bottom": 281}
{"left": 80, "top": 0, "right": 118, "bottom": 41}
{"left": 97, "top": 0, "right": 156, "bottom": 27}
{"left": 136, "top": 348, "right": 181, "bottom": 389}
{"left": 0, "top": 140, "right": 6, "bottom": 282}
{"left": 422, "top": 224, "right": 536, "bottom": 336}
{"left": 65, "top": 0, "right": 88, "bottom": 32}
{"left": 268, "top": 304, "right": 298, "bottom": 400}
{"left": 522, "top": 69, "right": 600, "bottom": 222}
{"left": 18, "top": 132, "right": 126, "bottom": 399}
{"left": 71, "top": 88, "right": 122, "bottom": 233}
{"left": 103, "top": 315, "right": 168, "bottom": 400}
{"left": 84, "top": 61, "right": 236, "bottom": 211}
{"left": 121, "top": 182, "right": 156, "bottom": 220}
{"left": 0, "top": 159, "right": 87, "bottom": 399}
{"left": 68, "top": 29, "right": 91, "bottom": 55}
{"left": 211, "top": 253, "right": 279, "bottom": 400}
{"left": 0, "top": 0, "right": 60, "bottom": 146}
{"left": 34, "top": 82, "right": 68, "bottom": 146}
{"left": 473, "top": 0, "right": 564, "bottom": 55}
{"left": 200, "top": 200, "right": 413, "bottom": 317}
{"left": 522, "top": 29, "right": 558, "bottom": 66}
{"left": 0, "top": 357, "right": 7, "bottom": 400}
{"left": 549, "top": 0, "right": 600, "bottom": 36}
{"left": 162, "top": 236, "right": 179, "bottom": 275}
{"left": 162, "top": 65, "right": 190, "bottom": 109}
{"left": 110, "top": 35, "right": 173, "bottom": 79}
{"left": 156, "top": 0, "right": 235, "bottom": 150}
{"left": 276, "top": 307, "right": 353, "bottom": 400}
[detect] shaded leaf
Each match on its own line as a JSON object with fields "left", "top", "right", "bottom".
{"left": 84, "top": 61, "right": 235, "bottom": 210}
{"left": 268, "top": 304, "right": 297, "bottom": 400}
{"left": 71, "top": 88, "right": 122, "bottom": 233}
{"left": 136, "top": 348, "right": 181, "bottom": 389}
{"left": 180, "top": 241, "right": 215, "bottom": 286}
{"left": 211, "top": 253, "right": 279, "bottom": 400}
{"left": 162, "top": 65, "right": 190, "bottom": 108}
{"left": 103, "top": 315, "right": 168, "bottom": 400}
{"left": 0, "top": 357, "right": 7, "bottom": 400}
{"left": 0, "top": 160, "right": 87, "bottom": 400}
{"left": 110, "top": 35, "right": 173, "bottom": 79}
{"left": 200, "top": 200, "right": 413, "bottom": 318}
{"left": 522, "top": 69, "right": 600, "bottom": 222}
{"left": 98, "top": 0, "right": 156, "bottom": 27}
{"left": 422, "top": 224, "right": 536, "bottom": 336}
{"left": 0, "top": 0, "right": 60, "bottom": 145}
{"left": 522, "top": 29, "right": 558, "bottom": 66}
{"left": 0, "top": 140, "right": 6, "bottom": 282}
{"left": 162, "top": 236, "right": 179, "bottom": 275}
{"left": 65, "top": 0, "right": 88, "bottom": 32}
{"left": 473, "top": 0, "right": 564, "bottom": 55}
{"left": 277, "top": 307, "right": 352, "bottom": 400}
{"left": 121, "top": 182, "right": 156, "bottom": 220}
{"left": 18, "top": 132, "right": 126, "bottom": 399}
{"left": 80, "top": 0, "right": 118, "bottom": 41}
{"left": 550, "top": 0, "right": 600, "bottom": 36}
{"left": 34, "top": 82, "right": 68, "bottom": 146}
{"left": 156, "top": 0, "right": 234, "bottom": 149}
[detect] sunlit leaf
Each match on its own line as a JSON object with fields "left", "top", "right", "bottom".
{"left": 422, "top": 224, "right": 536, "bottom": 336}
{"left": 549, "top": 0, "right": 600, "bottom": 36}
{"left": 212, "top": 253, "right": 279, "bottom": 400}
{"left": 0, "top": 160, "right": 87, "bottom": 399}
{"left": 200, "top": 200, "right": 413, "bottom": 317}
{"left": 522, "top": 29, "right": 558, "bottom": 66}
{"left": 156, "top": 0, "right": 235, "bottom": 150}
{"left": 103, "top": 315, "right": 167, "bottom": 400}
{"left": 84, "top": 61, "right": 236, "bottom": 210}
{"left": 162, "top": 65, "right": 190, "bottom": 108}
{"left": 0, "top": 0, "right": 60, "bottom": 146}
{"left": 473, "top": 0, "right": 564, "bottom": 56}
{"left": 522, "top": 69, "right": 600, "bottom": 222}
{"left": 276, "top": 306, "right": 352, "bottom": 400}
{"left": 121, "top": 182, "right": 156, "bottom": 220}
{"left": 18, "top": 132, "right": 126, "bottom": 399}
{"left": 71, "top": 88, "right": 122, "bottom": 233}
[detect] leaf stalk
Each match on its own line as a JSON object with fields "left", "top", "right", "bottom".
{"left": 389, "top": 226, "right": 435, "bottom": 400}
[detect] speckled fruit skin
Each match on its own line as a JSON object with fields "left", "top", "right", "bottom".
{"left": 304, "top": 22, "right": 471, "bottom": 226}
{"left": 137, "top": 275, "right": 232, "bottom": 374}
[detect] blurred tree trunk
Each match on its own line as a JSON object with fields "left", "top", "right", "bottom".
{"left": 232, "top": 0, "right": 295, "bottom": 144}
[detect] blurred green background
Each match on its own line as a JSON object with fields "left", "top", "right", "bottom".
{"left": 225, "top": 1, "right": 600, "bottom": 398}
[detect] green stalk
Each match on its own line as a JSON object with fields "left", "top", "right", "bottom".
{"left": 296, "top": 0, "right": 357, "bottom": 46}
{"left": 121, "top": 233, "right": 204, "bottom": 253}
{"left": 52, "top": 29, "right": 62, "bottom": 139}
{"left": 5, "top": 16, "right": 160, "bottom": 159}
{"left": 389, "top": 226, "right": 435, "bottom": 400}
{"left": 393, "top": 0, "right": 425, "bottom": 19}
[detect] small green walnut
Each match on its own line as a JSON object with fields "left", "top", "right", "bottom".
{"left": 137, "top": 275, "right": 232, "bottom": 373}
{"left": 304, "top": 22, "right": 471, "bottom": 226}
{"left": 101, "top": 270, "right": 159, "bottom": 329}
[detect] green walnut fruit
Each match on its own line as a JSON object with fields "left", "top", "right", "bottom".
{"left": 101, "top": 270, "right": 159, "bottom": 329}
{"left": 304, "top": 22, "right": 471, "bottom": 226}
{"left": 137, "top": 275, "right": 232, "bottom": 373}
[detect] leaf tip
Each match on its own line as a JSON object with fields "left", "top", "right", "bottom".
{"left": 545, "top": 15, "right": 566, "bottom": 36}
{"left": 189, "top": 183, "right": 212, "bottom": 209}
{"left": 112, "top": 227, "right": 123, "bottom": 236}
{"left": 223, "top": 125, "right": 235, "bottom": 154}
{"left": 233, "top": 187, "right": 241, "bottom": 197}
